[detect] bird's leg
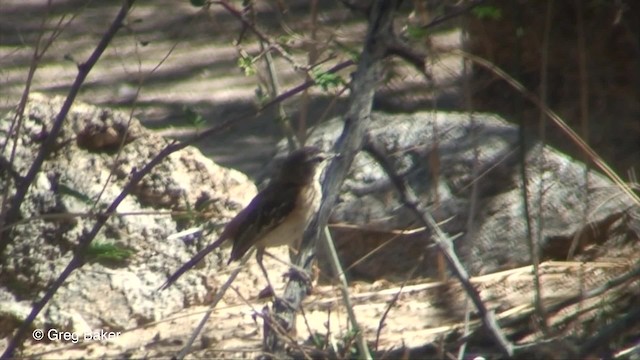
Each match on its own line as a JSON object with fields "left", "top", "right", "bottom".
{"left": 264, "top": 251, "right": 313, "bottom": 289}
{"left": 256, "top": 248, "right": 276, "bottom": 298}
{"left": 263, "top": 250, "right": 312, "bottom": 287}
{"left": 256, "top": 248, "right": 298, "bottom": 310}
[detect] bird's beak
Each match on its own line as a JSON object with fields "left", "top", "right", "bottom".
{"left": 325, "top": 152, "right": 340, "bottom": 161}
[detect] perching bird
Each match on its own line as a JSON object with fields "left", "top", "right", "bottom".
{"left": 159, "top": 146, "right": 334, "bottom": 292}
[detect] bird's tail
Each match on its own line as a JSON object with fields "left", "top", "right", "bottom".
{"left": 158, "top": 236, "right": 227, "bottom": 291}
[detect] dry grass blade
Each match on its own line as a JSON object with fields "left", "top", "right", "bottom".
{"left": 456, "top": 50, "right": 639, "bottom": 207}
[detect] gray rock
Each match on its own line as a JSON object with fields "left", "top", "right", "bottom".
{"left": 0, "top": 93, "right": 256, "bottom": 332}
{"left": 295, "top": 112, "right": 637, "bottom": 280}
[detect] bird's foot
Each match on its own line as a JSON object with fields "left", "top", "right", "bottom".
{"left": 273, "top": 296, "right": 297, "bottom": 311}
{"left": 283, "top": 267, "right": 313, "bottom": 294}
{"left": 257, "top": 286, "right": 297, "bottom": 310}
{"left": 257, "top": 285, "right": 275, "bottom": 300}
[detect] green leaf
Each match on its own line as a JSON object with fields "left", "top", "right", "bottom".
{"left": 190, "top": 0, "right": 206, "bottom": 7}
{"left": 312, "top": 69, "right": 345, "bottom": 91}
{"left": 406, "top": 24, "right": 429, "bottom": 40}
{"left": 472, "top": 5, "right": 502, "bottom": 20}
{"left": 182, "top": 106, "right": 205, "bottom": 127}
{"left": 238, "top": 54, "right": 256, "bottom": 76}
{"left": 58, "top": 183, "right": 92, "bottom": 204}
{"left": 85, "top": 242, "right": 134, "bottom": 265}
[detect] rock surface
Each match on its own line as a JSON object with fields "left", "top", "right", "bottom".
{"left": 292, "top": 112, "right": 638, "bottom": 280}
{"left": 0, "top": 93, "right": 256, "bottom": 335}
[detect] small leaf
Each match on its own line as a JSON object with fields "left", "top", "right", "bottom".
{"left": 238, "top": 53, "right": 256, "bottom": 76}
{"left": 312, "top": 69, "right": 345, "bottom": 91}
{"left": 182, "top": 106, "right": 205, "bottom": 127}
{"left": 190, "top": 0, "right": 206, "bottom": 7}
{"left": 58, "top": 183, "right": 92, "bottom": 204}
{"left": 85, "top": 242, "right": 134, "bottom": 265}
{"left": 472, "top": 5, "right": 502, "bottom": 20}
{"left": 406, "top": 24, "right": 429, "bottom": 40}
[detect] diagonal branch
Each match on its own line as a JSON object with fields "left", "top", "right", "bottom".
{"left": 263, "top": 0, "right": 401, "bottom": 357}
{"left": 363, "top": 139, "right": 514, "bottom": 358}
{"left": 0, "top": 0, "right": 136, "bottom": 253}
{"left": 0, "top": 1, "right": 137, "bottom": 358}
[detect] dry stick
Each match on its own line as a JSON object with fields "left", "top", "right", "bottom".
{"left": 419, "top": 0, "right": 487, "bottom": 31}
{"left": 459, "top": 27, "right": 478, "bottom": 359}
{"left": 568, "top": 0, "right": 591, "bottom": 262}
{"left": 0, "top": 0, "right": 75, "bottom": 157}
{"left": 0, "top": 210, "right": 222, "bottom": 230}
{"left": 458, "top": 22, "right": 478, "bottom": 358}
{"left": 501, "top": 261, "right": 640, "bottom": 350}
{"left": 373, "top": 252, "right": 425, "bottom": 356}
{"left": 261, "top": 39, "right": 299, "bottom": 150}
{"left": 174, "top": 255, "right": 248, "bottom": 360}
{"left": 530, "top": 0, "right": 555, "bottom": 336}
{"left": 92, "top": 29, "right": 182, "bottom": 209}
{"left": 322, "top": 226, "right": 371, "bottom": 359}
{"left": 0, "top": 1, "right": 137, "bottom": 358}
{"left": 456, "top": 50, "right": 640, "bottom": 207}
{"left": 260, "top": 59, "right": 354, "bottom": 114}
{"left": 173, "top": 252, "right": 309, "bottom": 359}
{"left": 0, "top": 5, "right": 81, "bottom": 252}
{"left": 543, "top": 261, "right": 640, "bottom": 318}
{"left": 457, "top": 297, "right": 472, "bottom": 360}
{"left": 214, "top": 0, "right": 307, "bottom": 71}
{"left": 240, "top": 0, "right": 298, "bottom": 150}
{"left": 363, "top": 140, "right": 514, "bottom": 358}
{"left": 579, "top": 304, "right": 640, "bottom": 357}
{"left": 264, "top": 0, "right": 399, "bottom": 357}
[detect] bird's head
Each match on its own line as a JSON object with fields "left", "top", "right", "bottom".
{"left": 278, "top": 146, "right": 336, "bottom": 185}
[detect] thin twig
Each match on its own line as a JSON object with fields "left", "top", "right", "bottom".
{"left": 174, "top": 255, "right": 248, "bottom": 360}
{"left": 266, "top": 0, "right": 398, "bottom": 356}
{"left": 421, "top": 0, "right": 487, "bottom": 31}
{"left": 530, "top": 0, "right": 555, "bottom": 335}
{"left": 322, "top": 226, "right": 371, "bottom": 359}
{"left": 363, "top": 139, "right": 514, "bottom": 357}
{"left": 456, "top": 49, "right": 639, "bottom": 207}
{"left": 0, "top": 3, "right": 137, "bottom": 357}
{"left": 214, "top": 0, "right": 307, "bottom": 71}
{"left": 259, "top": 60, "right": 354, "bottom": 112}
{"left": 261, "top": 36, "right": 298, "bottom": 150}
{"left": 0, "top": 1, "right": 80, "bottom": 252}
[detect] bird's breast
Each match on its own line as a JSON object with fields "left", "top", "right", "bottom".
{"left": 255, "top": 181, "right": 322, "bottom": 249}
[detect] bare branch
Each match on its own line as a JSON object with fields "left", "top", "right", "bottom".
{"left": 0, "top": 0, "right": 136, "bottom": 253}
{"left": 264, "top": 0, "right": 401, "bottom": 357}
{"left": 0, "top": 3, "right": 137, "bottom": 357}
{"left": 362, "top": 139, "right": 514, "bottom": 358}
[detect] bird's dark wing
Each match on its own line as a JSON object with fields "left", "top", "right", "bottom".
{"left": 228, "top": 182, "right": 299, "bottom": 262}
{"left": 158, "top": 182, "right": 298, "bottom": 291}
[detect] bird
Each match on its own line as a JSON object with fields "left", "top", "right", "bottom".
{"left": 159, "top": 146, "right": 335, "bottom": 292}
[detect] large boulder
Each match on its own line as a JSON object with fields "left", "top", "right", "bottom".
{"left": 293, "top": 111, "right": 638, "bottom": 281}
{"left": 0, "top": 94, "right": 256, "bottom": 335}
